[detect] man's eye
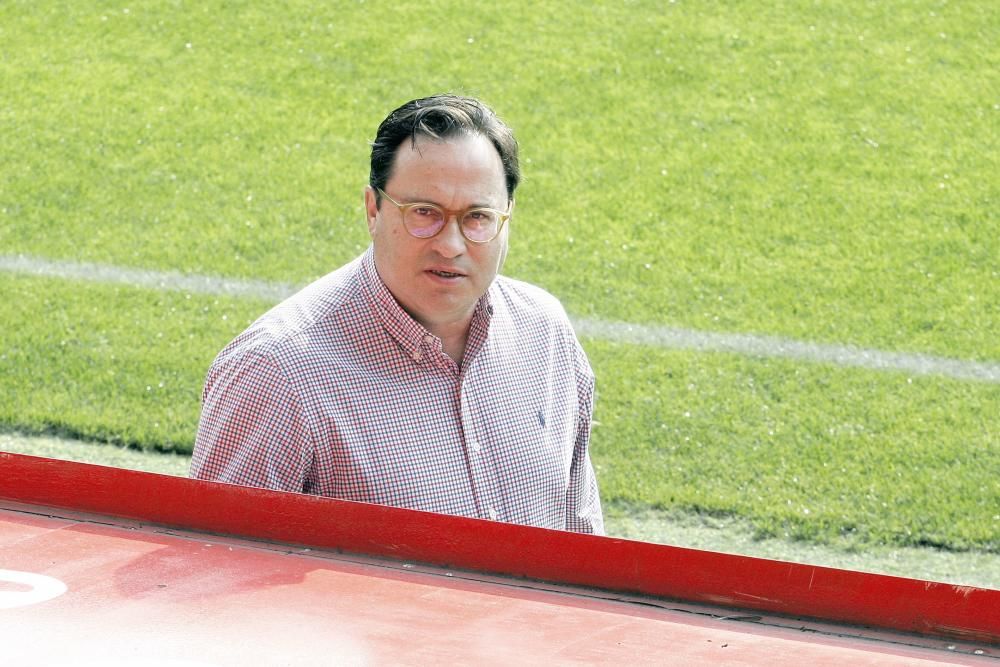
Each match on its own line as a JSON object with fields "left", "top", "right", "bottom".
{"left": 412, "top": 206, "right": 439, "bottom": 218}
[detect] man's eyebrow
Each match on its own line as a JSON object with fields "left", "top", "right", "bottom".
{"left": 400, "top": 194, "right": 502, "bottom": 210}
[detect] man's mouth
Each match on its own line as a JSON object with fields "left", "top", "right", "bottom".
{"left": 428, "top": 269, "right": 464, "bottom": 279}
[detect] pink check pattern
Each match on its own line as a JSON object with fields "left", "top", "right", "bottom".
{"left": 191, "top": 248, "right": 604, "bottom": 534}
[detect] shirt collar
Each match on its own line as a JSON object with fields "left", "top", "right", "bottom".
{"left": 359, "top": 247, "right": 494, "bottom": 362}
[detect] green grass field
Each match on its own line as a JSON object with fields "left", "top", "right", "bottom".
{"left": 2, "top": 1, "right": 998, "bottom": 553}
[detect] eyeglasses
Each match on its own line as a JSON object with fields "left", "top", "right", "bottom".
{"left": 377, "top": 188, "right": 511, "bottom": 244}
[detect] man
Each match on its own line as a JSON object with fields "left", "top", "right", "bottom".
{"left": 191, "top": 94, "right": 603, "bottom": 534}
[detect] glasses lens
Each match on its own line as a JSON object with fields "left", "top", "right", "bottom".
{"left": 404, "top": 205, "right": 445, "bottom": 238}
{"left": 462, "top": 210, "right": 501, "bottom": 243}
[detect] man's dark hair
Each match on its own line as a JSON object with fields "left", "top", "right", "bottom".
{"left": 369, "top": 94, "right": 520, "bottom": 203}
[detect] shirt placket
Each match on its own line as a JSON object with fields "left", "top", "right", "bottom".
{"left": 418, "top": 334, "right": 498, "bottom": 521}
{"left": 457, "top": 364, "right": 503, "bottom": 523}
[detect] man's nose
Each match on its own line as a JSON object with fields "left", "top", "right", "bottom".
{"left": 430, "top": 215, "right": 467, "bottom": 257}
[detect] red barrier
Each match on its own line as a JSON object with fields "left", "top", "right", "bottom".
{"left": 2, "top": 451, "right": 997, "bottom": 646}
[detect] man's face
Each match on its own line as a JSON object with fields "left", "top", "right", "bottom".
{"left": 365, "top": 133, "right": 510, "bottom": 333}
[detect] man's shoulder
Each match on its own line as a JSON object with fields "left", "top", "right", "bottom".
{"left": 214, "top": 256, "right": 366, "bottom": 365}
{"left": 488, "top": 275, "right": 591, "bottom": 378}
{"left": 491, "top": 275, "right": 572, "bottom": 329}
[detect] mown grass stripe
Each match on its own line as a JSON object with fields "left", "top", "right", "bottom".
{"left": 4, "top": 253, "right": 999, "bottom": 384}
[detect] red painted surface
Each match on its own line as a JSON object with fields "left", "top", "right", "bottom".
{"left": 2, "top": 504, "right": 987, "bottom": 665}
{"left": 1, "top": 451, "right": 998, "bottom": 653}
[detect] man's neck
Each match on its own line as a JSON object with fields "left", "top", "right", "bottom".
{"left": 425, "top": 315, "right": 473, "bottom": 365}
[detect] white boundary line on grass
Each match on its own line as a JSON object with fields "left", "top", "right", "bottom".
{"left": 572, "top": 318, "right": 1000, "bottom": 383}
{"left": 1, "top": 254, "right": 297, "bottom": 302}
{"left": 4, "top": 253, "right": 999, "bottom": 383}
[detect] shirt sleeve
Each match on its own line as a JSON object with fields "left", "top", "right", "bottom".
{"left": 564, "top": 337, "right": 605, "bottom": 535}
{"left": 190, "top": 348, "right": 313, "bottom": 493}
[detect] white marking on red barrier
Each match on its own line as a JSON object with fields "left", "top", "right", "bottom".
{"left": 0, "top": 569, "right": 68, "bottom": 609}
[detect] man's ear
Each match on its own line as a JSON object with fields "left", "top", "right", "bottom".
{"left": 498, "top": 199, "right": 513, "bottom": 271}
{"left": 364, "top": 186, "right": 379, "bottom": 237}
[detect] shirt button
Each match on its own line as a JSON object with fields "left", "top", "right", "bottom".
{"left": 423, "top": 334, "right": 435, "bottom": 346}
{"left": 412, "top": 349, "right": 423, "bottom": 362}
{"left": 488, "top": 508, "right": 499, "bottom": 521}
{"left": 469, "top": 441, "right": 481, "bottom": 453}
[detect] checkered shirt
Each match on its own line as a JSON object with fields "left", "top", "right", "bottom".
{"left": 191, "top": 247, "right": 604, "bottom": 534}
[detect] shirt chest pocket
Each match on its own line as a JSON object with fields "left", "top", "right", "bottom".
{"left": 484, "top": 398, "right": 577, "bottom": 496}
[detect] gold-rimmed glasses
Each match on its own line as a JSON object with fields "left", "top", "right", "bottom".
{"left": 377, "top": 188, "right": 511, "bottom": 244}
